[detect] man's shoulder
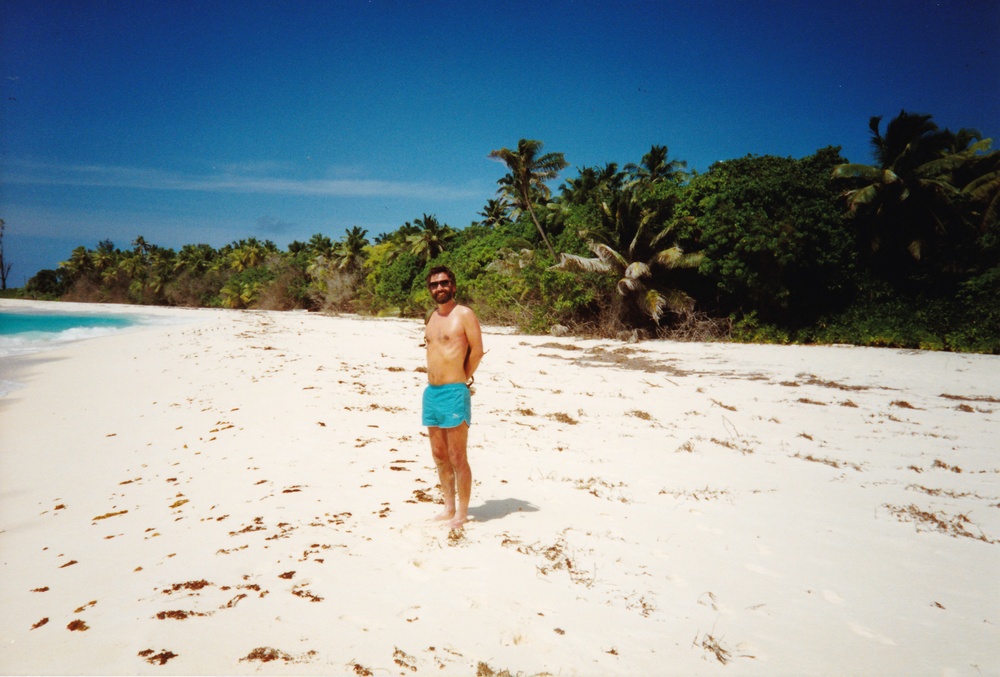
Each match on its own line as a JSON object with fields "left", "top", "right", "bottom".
{"left": 455, "top": 304, "right": 480, "bottom": 321}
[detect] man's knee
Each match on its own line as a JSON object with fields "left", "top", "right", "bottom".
{"left": 428, "top": 428, "right": 448, "bottom": 459}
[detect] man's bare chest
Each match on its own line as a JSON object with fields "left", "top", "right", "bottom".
{"left": 425, "top": 314, "right": 466, "bottom": 346}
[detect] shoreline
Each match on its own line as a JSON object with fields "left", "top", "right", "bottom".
{"left": 1, "top": 300, "right": 997, "bottom": 674}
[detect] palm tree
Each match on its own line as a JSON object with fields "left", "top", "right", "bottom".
{"left": 118, "top": 250, "right": 148, "bottom": 300}
{"left": 489, "top": 139, "right": 569, "bottom": 260}
{"left": 333, "top": 226, "right": 369, "bottom": 271}
{"left": 958, "top": 150, "right": 1000, "bottom": 231}
{"left": 407, "top": 214, "right": 455, "bottom": 262}
{"left": 552, "top": 189, "right": 703, "bottom": 324}
{"left": 132, "top": 235, "right": 155, "bottom": 260}
{"left": 478, "top": 198, "right": 512, "bottom": 228}
{"left": 229, "top": 238, "right": 267, "bottom": 272}
{"left": 220, "top": 277, "right": 262, "bottom": 309}
{"left": 560, "top": 163, "right": 626, "bottom": 205}
{"left": 625, "top": 145, "right": 688, "bottom": 188}
{"left": 832, "top": 111, "right": 987, "bottom": 276}
{"left": 90, "top": 240, "right": 118, "bottom": 275}
{"left": 307, "top": 233, "right": 336, "bottom": 259}
{"left": 145, "top": 248, "right": 176, "bottom": 299}
{"left": 60, "top": 246, "right": 94, "bottom": 281}
{"left": 174, "top": 244, "right": 217, "bottom": 274}
{"left": 371, "top": 221, "right": 422, "bottom": 267}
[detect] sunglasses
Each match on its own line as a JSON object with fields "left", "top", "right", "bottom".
{"left": 428, "top": 280, "right": 452, "bottom": 289}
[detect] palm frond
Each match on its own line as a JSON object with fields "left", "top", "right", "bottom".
{"left": 486, "top": 248, "right": 536, "bottom": 275}
{"left": 648, "top": 219, "right": 681, "bottom": 249}
{"left": 589, "top": 242, "right": 629, "bottom": 270}
{"left": 636, "top": 288, "right": 668, "bottom": 324}
{"left": 832, "top": 164, "right": 883, "bottom": 181}
{"left": 963, "top": 171, "right": 1000, "bottom": 199}
{"left": 651, "top": 247, "right": 704, "bottom": 270}
{"left": 982, "top": 193, "right": 1000, "bottom": 231}
{"left": 845, "top": 185, "right": 879, "bottom": 211}
{"left": 617, "top": 276, "right": 643, "bottom": 296}
{"left": 662, "top": 288, "right": 696, "bottom": 314}
{"left": 626, "top": 208, "right": 660, "bottom": 260}
{"left": 917, "top": 153, "right": 975, "bottom": 177}
{"left": 916, "top": 177, "right": 960, "bottom": 197}
{"left": 623, "top": 261, "right": 651, "bottom": 280}
{"left": 551, "top": 252, "right": 612, "bottom": 274}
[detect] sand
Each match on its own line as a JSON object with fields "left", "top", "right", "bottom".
{"left": 0, "top": 298, "right": 997, "bottom": 675}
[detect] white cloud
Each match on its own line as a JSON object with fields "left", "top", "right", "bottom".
{"left": 4, "top": 159, "right": 481, "bottom": 201}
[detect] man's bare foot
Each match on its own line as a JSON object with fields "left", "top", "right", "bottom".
{"left": 446, "top": 515, "right": 468, "bottom": 530}
{"left": 433, "top": 509, "right": 456, "bottom": 522}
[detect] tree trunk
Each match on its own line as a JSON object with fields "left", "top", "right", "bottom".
{"left": 525, "top": 203, "right": 556, "bottom": 260}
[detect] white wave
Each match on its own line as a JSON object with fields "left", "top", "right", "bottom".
{"left": 0, "top": 378, "right": 24, "bottom": 398}
{"left": 0, "top": 324, "right": 132, "bottom": 359}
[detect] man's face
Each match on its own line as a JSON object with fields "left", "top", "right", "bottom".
{"left": 428, "top": 274, "right": 455, "bottom": 304}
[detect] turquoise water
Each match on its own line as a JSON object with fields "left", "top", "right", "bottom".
{"left": 0, "top": 311, "right": 133, "bottom": 336}
{"left": 0, "top": 310, "right": 135, "bottom": 359}
{"left": 0, "top": 309, "right": 139, "bottom": 396}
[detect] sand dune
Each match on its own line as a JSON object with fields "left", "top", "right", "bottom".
{"left": 1, "top": 299, "right": 997, "bottom": 675}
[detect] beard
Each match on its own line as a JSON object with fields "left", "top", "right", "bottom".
{"left": 432, "top": 288, "right": 454, "bottom": 304}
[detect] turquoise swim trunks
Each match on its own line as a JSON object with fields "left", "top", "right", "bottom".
{"left": 422, "top": 382, "right": 472, "bottom": 428}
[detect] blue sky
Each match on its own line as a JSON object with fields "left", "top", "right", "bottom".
{"left": 2, "top": 0, "right": 998, "bottom": 284}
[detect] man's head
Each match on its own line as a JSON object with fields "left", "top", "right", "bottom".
{"left": 427, "top": 265, "right": 457, "bottom": 305}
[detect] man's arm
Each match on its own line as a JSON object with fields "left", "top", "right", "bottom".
{"left": 461, "top": 307, "right": 484, "bottom": 381}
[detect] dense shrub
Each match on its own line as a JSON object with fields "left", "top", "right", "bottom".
{"left": 674, "top": 147, "right": 856, "bottom": 323}
{"left": 24, "top": 269, "right": 70, "bottom": 298}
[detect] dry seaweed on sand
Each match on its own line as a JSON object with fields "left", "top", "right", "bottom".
{"left": 884, "top": 503, "right": 996, "bottom": 543}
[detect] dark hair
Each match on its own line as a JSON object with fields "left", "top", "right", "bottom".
{"left": 426, "top": 265, "right": 456, "bottom": 286}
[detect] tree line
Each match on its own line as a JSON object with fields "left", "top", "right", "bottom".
{"left": 17, "top": 110, "right": 1000, "bottom": 353}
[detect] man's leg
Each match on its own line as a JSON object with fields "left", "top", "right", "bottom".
{"left": 428, "top": 426, "right": 456, "bottom": 520}
{"left": 444, "top": 423, "right": 471, "bottom": 528}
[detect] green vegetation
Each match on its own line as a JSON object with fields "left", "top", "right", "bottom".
{"left": 11, "top": 111, "right": 1000, "bottom": 353}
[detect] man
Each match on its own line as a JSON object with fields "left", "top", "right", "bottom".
{"left": 422, "top": 265, "right": 484, "bottom": 529}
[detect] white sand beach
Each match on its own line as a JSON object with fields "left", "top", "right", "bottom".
{"left": 1, "top": 298, "right": 997, "bottom": 675}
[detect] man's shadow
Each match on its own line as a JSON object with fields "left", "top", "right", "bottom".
{"left": 468, "top": 498, "right": 539, "bottom": 523}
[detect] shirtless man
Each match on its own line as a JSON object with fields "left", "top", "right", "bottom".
{"left": 422, "top": 265, "right": 484, "bottom": 529}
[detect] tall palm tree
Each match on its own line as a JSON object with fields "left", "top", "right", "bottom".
{"left": 625, "top": 145, "right": 688, "bottom": 188}
{"left": 307, "top": 233, "right": 336, "bottom": 260}
{"left": 407, "top": 214, "right": 455, "bottom": 263}
{"left": 146, "top": 248, "right": 176, "bottom": 298}
{"left": 552, "top": 189, "right": 703, "bottom": 324}
{"left": 333, "top": 226, "right": 369, "bottom": 271}
{"left": 132, "top": 235, "right": 155, "bottom": 260}
{"left": 90, "top": 240, "right": 118, "bottom": 275}
{"left": 489, "top": 139, "right": 568, "bottom": 260}
{"left": 60, "top": 246, "right": 94, "bottom": 280}
{"left": 118, "top": 251, "right": 148, "bottom": 299}
{"left": 229, "top": 238, "right": 267, "bottom": 272}
{"left": 559, "top": 163, "right": 626, "bottom": 205}
{"left": 373, "top": 221, "right": 421, "bottom": 265}
{"left": 174, "top": 243, "right": 217, "bottom": 274}
{"left": 832, "top": 111, "right": 986, "bottom": 275}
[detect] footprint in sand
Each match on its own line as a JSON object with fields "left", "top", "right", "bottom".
{"left": 394, "top": 557, "right": 431, "bottom": 583}
{"left": 822, "top": 589, "right": 844, "bottom": 605}
{"left": 848, "top": 622, "right": 896, "bottom": 645}
{"left": 745, "top": 563, "right": 780, "bottom": 578}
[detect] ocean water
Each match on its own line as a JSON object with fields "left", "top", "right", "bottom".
{"left": 0, "top": 309, "right": 138, "bottom": 396}
{"left": 0, "top": 311, "right": 135, "bottom": 356}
